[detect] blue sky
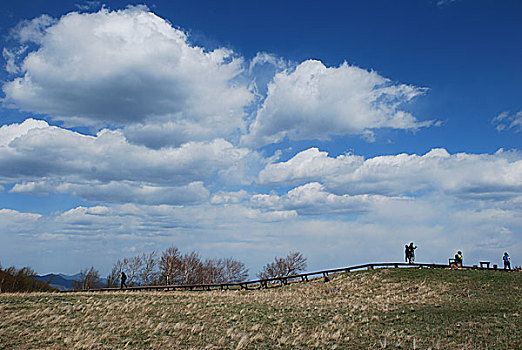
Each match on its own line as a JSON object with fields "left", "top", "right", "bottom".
{"left": 0, "top": 0, "right": 520, "bottom": 276}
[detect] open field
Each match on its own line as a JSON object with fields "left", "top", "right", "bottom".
{"left": 1, "top": 268, "right": 521, "bottom": 349}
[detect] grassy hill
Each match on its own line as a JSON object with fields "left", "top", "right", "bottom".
{"left": 0, "top": 268, "right": 520, "bottom": 349}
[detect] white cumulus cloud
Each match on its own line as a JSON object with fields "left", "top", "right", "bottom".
{"left": 242, "top": 60, "right": 432, "bottom": 146}
{"left": 0, "top": 119, "right": 249, "bottom": 204}
{"left": 0, "top": 118, "right": 48, "bottom": 146}
{"left": 259, "top": 147, "right": 522, "bottom": 201}
{"left": 3, "top": 7, "right": 253, "bottom": 147}
{"left": 251, "top": 182, "right": 402, "bottom": 216}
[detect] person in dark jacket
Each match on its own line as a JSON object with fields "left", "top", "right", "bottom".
{"left": 408, "top": 242, "right": 417, "bottom": 263}
{"left": 120, "top": 271, "right": 127, "bottom": 289}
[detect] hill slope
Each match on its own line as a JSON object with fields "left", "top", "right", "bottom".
{"left": 1, "top": 268, "right": 521, "bottom": 349}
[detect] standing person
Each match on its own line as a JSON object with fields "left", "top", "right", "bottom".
{"left": 408, "top": 242, "right": 417, "bottom": 264}
{"left": 454, "top": 251, "right": 463, "bottom": 268}
{"left": 405, "top": 244, "right": 410, "bottom": 263}
{"left": 503, "top": 252, "right": 511, "bottom": 270}
{"left": 120, "top": 271, "right": 127, "bottom": 289}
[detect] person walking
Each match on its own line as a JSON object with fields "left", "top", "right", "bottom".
{"left": 120, "top": 271, "right": 127, "bottom": 289}
{"left": 503, "top": 252, "right": 511, "bottom": 270}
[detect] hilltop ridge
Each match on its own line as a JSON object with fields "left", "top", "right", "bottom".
{"left": 1, "top": 268, "right": 520, "bottom": 349}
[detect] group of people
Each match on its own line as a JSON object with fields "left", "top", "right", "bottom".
{"left": 404, "top": 242, "right": 417, "bottom": 264}
{"left": 453, "top": 251, "right": 512, "bottom": 270}
{"left": 405, "top": 242, "right": 513, "bottom": 270}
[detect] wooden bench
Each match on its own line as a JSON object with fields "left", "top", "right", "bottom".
{"left": 480, "top": 261, "right": 490, "bottom": 268}
{"left": 449, "top": 258, "right": 463, "bottom": 268}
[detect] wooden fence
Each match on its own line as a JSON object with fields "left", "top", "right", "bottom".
{"left": 63, "top": 261, "right": 509, "bottom": 293}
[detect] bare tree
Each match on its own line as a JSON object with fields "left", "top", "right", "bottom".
{"left": 257, "top": 257, "right": 286, "bottom": 280}
{"left": 73, "top": 267, "right": 101, "bottom": 290}
{"left": 198, "top": 257, "right": 249, "bottom": 284}
{"left": 202, "top": 258, "right": 222, "bottom": 284}
{"left": 284, "top": 251, "right": 307, "bottom": 275}
{"left": 159, "top": 246, "right": 182, "bottom": 285}
{"left": 107, "top": 252, "right": 158, "bottom": 287}
{"left": 106, "top": 259, "right": 124, "bottom": 288}
{"left": 257, "top": 251, "right": 307, "bottom": 279}
{"left": 109, "top": 247, "right": 249, "bottom": 287}
{"left": 217, "top": 257, "right": 249, "bottom": 283}
{"left": 158, "top": 248, "right": 203, "bottom": 285}
{"left": 139, "top": 251, "right": 158, "bottom": 286}
{"left": 180, "top": 251, "right": 203, "bottom": 285}
{"left": 122, "top": 255, "right": 142, "bottom": 286}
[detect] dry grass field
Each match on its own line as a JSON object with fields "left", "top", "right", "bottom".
{"left": 1, "top": 268, "right": 521, "bottom": 349}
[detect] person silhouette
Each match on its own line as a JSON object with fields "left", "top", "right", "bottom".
{"left": 120, "top": 271, "right": 127, "bottom": 289}
{"left": 503, "top": 252, "right": 511, "bottom": 270}
{"left": 407, "top": 242, "right": 417, "bottom": 264}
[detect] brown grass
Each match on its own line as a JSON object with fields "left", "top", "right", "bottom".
{"left": 1, "top": 268, "right": 520, "bottom": 349}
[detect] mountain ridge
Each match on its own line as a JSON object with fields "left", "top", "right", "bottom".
{"left": 35, "top": 273, "right": 107, "bottom": 291}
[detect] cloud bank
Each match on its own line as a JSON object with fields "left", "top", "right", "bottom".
{"left": 0, "top": 119, "right": 249, "bottom": 204}
{"left": 259, "top": 147, "right": 522, "bottom": 201}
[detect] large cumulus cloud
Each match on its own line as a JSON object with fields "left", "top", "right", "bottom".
{"left": 242, "top": 60, "right": 433, "bottom": 146}
{"left": 2, "top": 6, "right": 253, "bottom": 147}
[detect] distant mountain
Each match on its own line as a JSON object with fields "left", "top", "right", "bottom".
{"left": 35, "top": 274, "right": 75, "bottom": 291}
{"left": 59, "top": 273, "right": 82, "bottom": 280}
{"left": 35, "top": 273, "right": 108, "bottom": 291}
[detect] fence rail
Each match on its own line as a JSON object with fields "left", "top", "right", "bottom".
{"left": 63, "top": 262, "right": 508, "bottom": 293}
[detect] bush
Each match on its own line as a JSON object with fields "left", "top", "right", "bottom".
{"left": 0, "top": 264, "right": 57, "bottom": 293}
